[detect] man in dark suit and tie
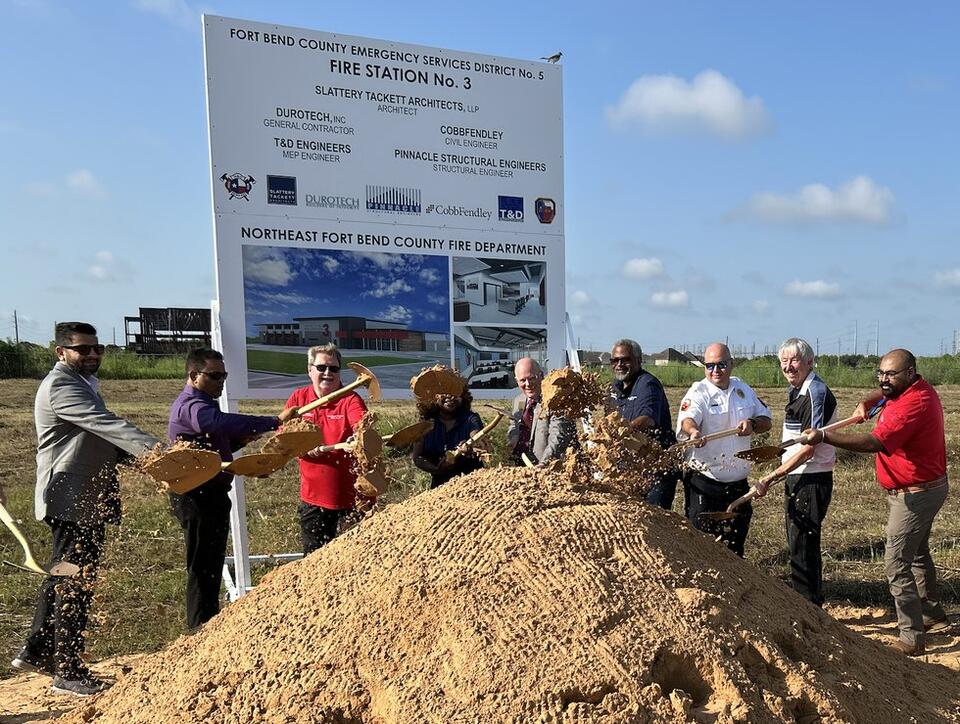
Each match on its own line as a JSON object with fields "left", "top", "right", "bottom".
{"left": 12, "top": 322, "right": 160, "bottom": 697}
{"left": 507, "top": 358, "right": 577, "bottom": 465}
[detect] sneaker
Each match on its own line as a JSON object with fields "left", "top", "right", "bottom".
{"left": 924, "top": 616, "right": 952, "bottom": 634}
{"left": 49, "top": 674, "right": 109, "bottom": 697}
{"left": 10, "top": 647, "right": 53, "bottom": 675}
{"left": 889, "top": 638, "right": 925, "bottom": 656}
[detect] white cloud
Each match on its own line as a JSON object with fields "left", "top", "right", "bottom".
{"left": 427, "top": 293, "right": 447, "bottom": 305}
{"left": 419, "top": 268, "right": 440, "bottom": 285}
{"left": 320, "top": 256, "right": 340, "bottom": 273}
{"left": 87, "top": 250, "right": 132, "bottom": 282}
{"left": 66, "top": 169, "right": 106, "bottom": 198}
{"left": 569, "top": 290, "right": 591, "bottom": 306}
{"left": 651, "top": 289, "right": 688, "bottom": 308}
{"left": 381, "top": 305, "right": 413, "bottom": 324}
{"left": 365, "top": 279, "right": 414, "bottom": 298}
{"left": 623, "top": 257, "right": 664, "bottom": 280}
{"left": 784, "top": 280, "right": 841, "bottom": 299}
{"left": 132, "top": 0, "right": 198, "bottom": 30}
{"left": 243, "top": 247, "right": 293, "bottom": 286}
{"left": 256, "top": 291, "right": 310, "bottom": 305}
{"left": 752, "top": 300, "right": 770, "bottom": 314}
{"left": 934, "top": 269, "right": 960, "bottom": 287}
{"left": 735, "top": 176, "right": 894, "bottom": 225}
{"left": 605, "top": 69, "right": 772, "bottom": 139}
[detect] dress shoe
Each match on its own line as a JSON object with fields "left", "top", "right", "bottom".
{"left": 889, "top": 638, "right": 925, "bottom": 656}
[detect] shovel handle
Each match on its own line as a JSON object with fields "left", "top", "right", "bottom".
{"left": 297, "top": 377, "right": 369, "bottom": 416}
{"left": 791, "top": 399, "right": 886, "bottom": 447}
{"left": 727, "top": 485, "right": 762, "bottom": 514}
{"left": 674, "top": 426, "right": 741, "bottom": 450}
{"left": 0, "top": 503, "right": 48, "bottom": 575}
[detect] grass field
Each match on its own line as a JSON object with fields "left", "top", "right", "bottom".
{"left": 1, "top": 378, "right": 959, "bottom": 677}
{"left": 246, "top": 349, "right": 430, "bottom": 375}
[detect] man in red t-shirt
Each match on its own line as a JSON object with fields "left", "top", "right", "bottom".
{"left": 800, "top": 348, "right": 949, "bottom": 656}
{"left": 285, "top": 344, "right": 367, "bottom": 554}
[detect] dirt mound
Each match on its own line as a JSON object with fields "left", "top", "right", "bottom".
{"left": 64, "top": 468, "right": 960, "bottom": 723}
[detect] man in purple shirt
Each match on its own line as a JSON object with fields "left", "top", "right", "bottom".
{"left": 168, "top": 348, "right": 298, "bottom": 628}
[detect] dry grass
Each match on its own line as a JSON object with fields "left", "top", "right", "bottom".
{"left": 1, "top": 379, "right": 959, "bottom": 675}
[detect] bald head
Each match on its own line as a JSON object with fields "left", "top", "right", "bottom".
{"left": 514, "top": 357, "right": 543, "bottom": 400}
{"left": 703, "top": 342, "right": 733, "bottom": 389}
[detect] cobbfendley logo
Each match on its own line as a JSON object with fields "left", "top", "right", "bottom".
{"left": 426, "top": 203, "right": 492, "bottom": 220}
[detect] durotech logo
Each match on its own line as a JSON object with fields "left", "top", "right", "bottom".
{"left": 220, "top": 173, "right": 255, "bottom": 201}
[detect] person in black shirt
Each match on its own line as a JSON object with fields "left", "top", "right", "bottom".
{"left": 607, "top": 338, "right": 678, "bottom": 509}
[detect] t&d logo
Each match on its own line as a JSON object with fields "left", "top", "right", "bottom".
{"left": 220, "top": 172, "right": 255, "bottom": 201}
{"left": 366, "top": 185, "right": 421, "bottom": 214}
{"left": 267, "top": 175, "right": 298, "bottom": 206}
{"left": 535, "top": 197, "right": 556, "bottom": 224}
{"left": 498, "top": 195, "right": 524, "bottom": 222}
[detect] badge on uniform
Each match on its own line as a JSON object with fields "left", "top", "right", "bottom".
{"left": 680, "top": 399, "right": 690, "bottom": 411}
{"left": 736, "top": 388, "right": 745, "bottom": 398}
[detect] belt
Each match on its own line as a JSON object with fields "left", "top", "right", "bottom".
{"left": 886, "top": 476, "right": 948, "bottom": 496}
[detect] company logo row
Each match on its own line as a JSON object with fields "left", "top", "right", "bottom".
{"left": 219, "top": 172, "right": 556, "bottom": 224}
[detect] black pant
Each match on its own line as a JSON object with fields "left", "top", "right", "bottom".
{"left": 299, "top": 502, "right": 351, "bottom": 555}
{"left": 646, "top": 470, "right": 680, "bottom": 511}
{"left": 684, "top": 472, "right": 752, "bottom": 557}
{"left": 24, "top": 517, "right": 105, "bottom": 678}
{"left": 784, "top": 471, "right": 833, "bottom": 606}
{"left": 170, "top": 489, "right": 231, "bottom": 629}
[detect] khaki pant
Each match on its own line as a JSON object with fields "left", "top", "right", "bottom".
{"left": 884, "top": 481, "right": 948, "bottom": 646}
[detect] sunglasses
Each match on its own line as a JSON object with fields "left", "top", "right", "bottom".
{"left": 61, "top": 343, "right": 106, "bottom": 355}
{"left": 198, "top": 370, "right": 229, "bottom": 381}
{"left": 704, "top": 361, "right": 730, "bottom": 372}
{"left": 312, "top": 364, "right": 341, "bottom": 373}
{"left": 609, "top": 356, "right": 633, "bottom": 366}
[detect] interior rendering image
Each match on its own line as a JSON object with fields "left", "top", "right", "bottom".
{"left": 451, "top": 258, "right": 546, "bottom": 325}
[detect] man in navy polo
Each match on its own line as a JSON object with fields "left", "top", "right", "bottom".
{"left": 608, "top": 338, "right": 678, "bottom": 509}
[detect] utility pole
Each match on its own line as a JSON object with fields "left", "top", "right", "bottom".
{"left": 854, "top": 320, "right": 858, "bottom": 357}
{"left": 13, "top": 310, "right": 19, "bottom": 345}
{"left": 837, "top": 338, "right": 841, "bottom": 368}
{"left": 875, "top": 320, "right": 880, "bottom": 357}
{"left": 815, "top": 337, "right": 819, "bottom": 357}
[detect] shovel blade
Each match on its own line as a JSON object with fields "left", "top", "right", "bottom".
{"left": 347, "top": 362, "right": 382, "bottom": 401}
{"left": 697, "top": 511, "right": 739, "bottom": 522}
{"left": 144, "top": 448, "right": 223, "bottom": 494}
{"left": 48, "top": 560, "right": 81, "bottom": 577}
{"left": 735, "top": 445, "right": 784, "bottom": 464}
{"left": 223, "top": 452, "right": 290, "bottom": 477}
{"left": 384, "top": 420, "right": 434, "bottom": 449}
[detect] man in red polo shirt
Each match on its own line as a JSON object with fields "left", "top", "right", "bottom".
{"left": 800, "top": 348, "right": 948, "bottom": 655}
{"left": 285, "top": 343, "right": 367, "bottom": 554}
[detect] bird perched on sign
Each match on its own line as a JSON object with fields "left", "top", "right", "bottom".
{"left": 541, "top": 51, "right": 562, "bottom": 63}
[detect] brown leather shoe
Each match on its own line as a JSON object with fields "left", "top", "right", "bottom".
{"left": 889, "top": 638, "right": 925, "bottom": 656}
{"left": 924, "top": 616, "right": 951, "bottom": 634}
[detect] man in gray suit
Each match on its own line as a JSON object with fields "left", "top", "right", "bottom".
{"left": 507, "top": 358, "right": 577, "bottom": 465}
{"left": 12, "top": 322, "right": 159, "bottom": 697}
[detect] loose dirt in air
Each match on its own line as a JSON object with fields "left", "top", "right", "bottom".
{"left": 62, "top": 464, "right": 960, "bottom": 723}
{"left": 409, "top": 364, "right": 466, "bottom": 404}
{"left": 540, "top": 366, "right": 607, "bottom": 419}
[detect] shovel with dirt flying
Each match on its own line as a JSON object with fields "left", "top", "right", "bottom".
{"left": 260, "top": 362, "right": 382, "bottom": 458}
{"left": 700, "top": 401, "right": 886, "bottom": 522}
{"left": 444, "top": 412, "right": 506, "bottom": 466}
{"left": 0, "top": 503, "right": 80, "bottom": 577}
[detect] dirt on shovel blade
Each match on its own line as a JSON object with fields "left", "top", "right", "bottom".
{"left": 61, "top": 465, "right": 960, "bottom": 723}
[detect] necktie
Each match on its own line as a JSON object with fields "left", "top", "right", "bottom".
{"left": 515, "top": 397, "right": 537, "bottom": 456}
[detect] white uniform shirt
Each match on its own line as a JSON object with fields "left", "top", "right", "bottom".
{"left": 676, "top": 376, "right": 772, "bottom": 482}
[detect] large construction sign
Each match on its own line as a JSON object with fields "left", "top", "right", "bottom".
{"left": 203, "top": 15, "right": 565, "bottom": 399}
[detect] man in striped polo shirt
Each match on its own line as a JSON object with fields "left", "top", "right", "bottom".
{"left": 754, "top": 338, "right": 836, "bottom": 606}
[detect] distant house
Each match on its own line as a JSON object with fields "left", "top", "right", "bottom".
{"left": 650, "top": 347, "right": 688, "bottom": 366}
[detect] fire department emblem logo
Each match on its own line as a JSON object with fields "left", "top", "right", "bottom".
{"left": 220, "top": 173, "right": 256, "bottom": 200}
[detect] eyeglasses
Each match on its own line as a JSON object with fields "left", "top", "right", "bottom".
{"left": 609, "top": 356, "right": 632, "bottom": 366}
{"left": 876, "top": 368, "right": 909, "bottom": 380}
{"left": 199, "top": 370, "right": 228, "bottom": 381}
{"left": 312, "top": 364, "right": 341, "bottom": 373}
{"left": 704, "top": 361, "right": 730, "bottom": 372}
{"left": 61, "top": 344, "right": 106, "bottom": 355}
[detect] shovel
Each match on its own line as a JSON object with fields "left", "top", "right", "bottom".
{"left": 261, "top": 363, "right": 381, "bottom": 457}
{"left": 383, "top": 420, "right": 434, "bottom": 449}
{"left": 668, "top": 426, "right": 742, "bottom": 454}
{"left": 0, "top": 503, "right": 80, "bottom": 577}
{"left": 444, "top": 412, "right": 505, "bottom": 465}
{"left": 142, "top": 447, "right": 223, "bottom": 495}
{"left": 735, "top": 400, "right": 886, "bottom": 464}
{"left": 521, "top": 452, "right": 536, "bottom": 468}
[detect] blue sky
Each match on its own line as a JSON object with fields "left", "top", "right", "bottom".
{"left": 2, "top": 1, "right": 957, "bottom": 356}
{"left": 243, "top": 247, "right": 449, "bottom": 335}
